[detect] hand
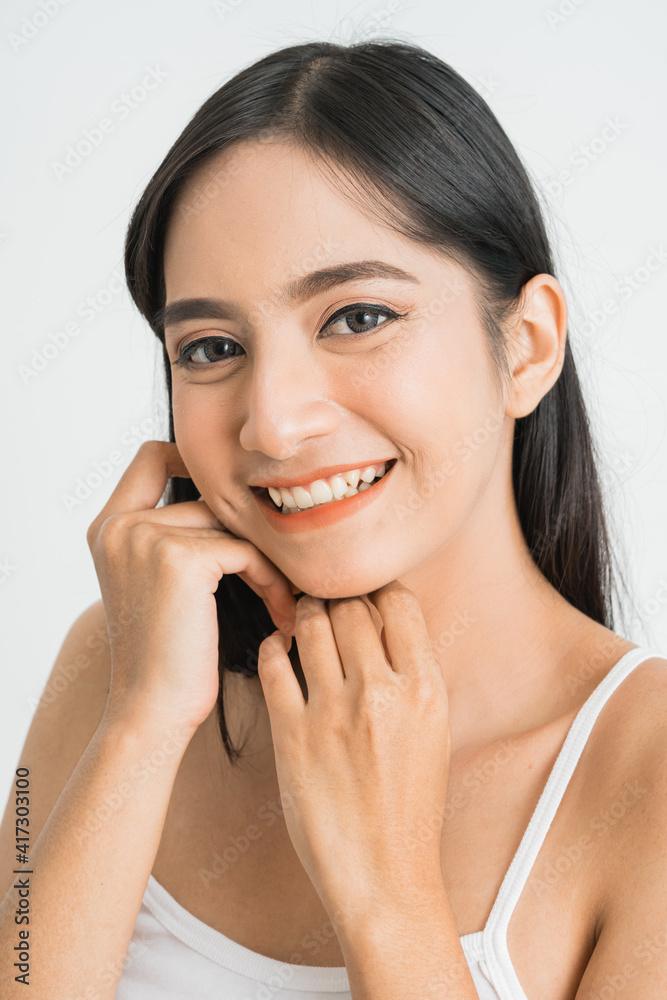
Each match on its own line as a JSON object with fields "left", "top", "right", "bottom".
{"left": 86, "top": 440, "right": 298, "bottom": 733}
{"left": 256, "top": 581, "right": 451, "bottom": 926}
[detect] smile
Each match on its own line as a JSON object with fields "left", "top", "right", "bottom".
{"left": 260, "top": 460, "right": 394, "bottom": 514}
{"left": 250, "top": 459, "right": 398, "bottom": 533}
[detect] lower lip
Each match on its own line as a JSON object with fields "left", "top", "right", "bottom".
{"left": 251, "top": 461, "right": 397, "bottom": 534}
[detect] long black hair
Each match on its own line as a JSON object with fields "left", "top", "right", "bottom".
{"left": 124, "top": 38, "right": 634, "bottom": 765}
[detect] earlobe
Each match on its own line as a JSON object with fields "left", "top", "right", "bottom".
{"left": 505, "top": 273, "right": 568, "bottom": 420}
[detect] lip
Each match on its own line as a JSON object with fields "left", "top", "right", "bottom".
{"left": 252, "top": 459, "right": 398, "bottom": 534}
{"left": 249, "top": 458, "right": 396, "bottom": 490}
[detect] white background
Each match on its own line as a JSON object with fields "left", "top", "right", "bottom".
{"left": 1, "top": 0, "right": 666, "bottom": 805}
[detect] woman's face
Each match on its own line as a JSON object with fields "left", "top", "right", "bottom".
{"left": 162, "top": 139, "right": 512, "bottom": 599}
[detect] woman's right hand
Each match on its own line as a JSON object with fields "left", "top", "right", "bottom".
{"left": 86, "top": 439, "right": 298, "bottom": 734}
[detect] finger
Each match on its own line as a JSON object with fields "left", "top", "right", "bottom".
{"left": 327, "top": 596, "right": 388, "bottom": 685}
{"left": 177, "top": 533, "right": 297, "bottom": 630}
{"left": 92, "top": 441, "right": 190, "bottom": 529}
{"left": 257, "top": 632, "right": 305, "bottom": 721}
{"left": 157, "top": 498, "right": 297, "bottom": 626}
{"left": 153, "top": 529, "right": 297, "bottom": 633}
{"left": 107, "top": 499, "right": 228, "bottom": 533}
{"left": 224, "top": 540, "right": 297, "bottom": 632}
{"left": 292, "top": 596, "right": 345, "bottom": 700}
{"left": 366, "top": 581, "right": 433, "bottom": 679}
{"left": 95, "top": 514, "right": 296, "bottom": 632}
{"left": 240, "top": 576, "right": 297, "bottom": 634}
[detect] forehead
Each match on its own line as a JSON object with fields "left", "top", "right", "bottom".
{"left": 163, "top": 140, "right": 468, "bottom": 303}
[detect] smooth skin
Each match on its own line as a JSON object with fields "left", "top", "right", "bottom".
{"left": 160, "top": 137, "right": 667, "bottom": 997}
{"left": 69, "top": 143, "right": 660, "bottom": 1000}
{"left": 258, "top": 586, "right": 453, "bottom": 931}
{"left": 85, "top": 441, "right": 299, "bottom": 733}
{"left": 86, "top": 438, "right": 468, "bottom": 994}
{"left": 162, "top": 137, "right": 587, "bottom": 764}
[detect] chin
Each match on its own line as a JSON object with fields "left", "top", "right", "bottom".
{"left": 286, "top": 567, "right": 396, "bottom": 602}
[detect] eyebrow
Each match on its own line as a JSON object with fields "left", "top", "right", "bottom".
{"left": 156, "top": 260, "right": 419, "bottom": 332}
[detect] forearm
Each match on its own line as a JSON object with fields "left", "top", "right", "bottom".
{"left": 334, "top": 877, "right": 480, "bottom": 1000}
{"left": 0, "top": 709, "right": 193, "bottom": 999}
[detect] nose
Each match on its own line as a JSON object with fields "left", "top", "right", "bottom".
{"left": 238, "top": 342, "right": 342, "bottom": 460}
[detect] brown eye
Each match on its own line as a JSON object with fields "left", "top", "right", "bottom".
{"left": 173, "top": 336, "right": 243, "bottom": 368}
{"left": 321, "top": 303, "right": 402, "bottom": 338}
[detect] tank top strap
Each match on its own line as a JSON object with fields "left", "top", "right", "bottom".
{"left": 478, "top": 644, "right": 664, "bottom": 1000}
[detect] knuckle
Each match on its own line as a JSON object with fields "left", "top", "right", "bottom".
{"left": 357, "top": 685, "right": 392, "bottom": 726}
{"left": 362, "top": 675, "right": 399, "bottom": 707}
{"left": 151, "top": 532, "right": 189, "bottom": 567}
{"left": 126, "top": 519, "right": 159, "bottom": 545}
{"left": 328, "top": 596, "right": 368, "bottom": 622}
{"left": 357, "top": 678, "right": 382, "bottom": 705}
{"left": 378, "top": 587, "right": 419, "bottom": 614}
{"left": 86, "top": 518, "right": 98, "bottom": 549}
{"left": 296, "top": 603, "right": 330, "bottom": 635}
{"left": 95, "top": 512, "right": 129, "bottom": 550}
{"left": 297, "top": 595, "right": 323, "bottom": 610}
{"left": 413, "top": 674, "right": 443, "bottom": 708}
{"left": 138, "top": 438, "right": 166, "bottom": 455}
{"left": 258, "top": 640, "right": 285, "bottom": 669}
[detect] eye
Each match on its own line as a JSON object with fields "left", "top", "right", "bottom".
{"left": 320, "top": 303, "right": 404, "bottom": 338}
{"left": 173, "top": 336, "right": 244, "bottom": 368}
{"left": 172, "top": 302, "right": 406, "bottom": 369}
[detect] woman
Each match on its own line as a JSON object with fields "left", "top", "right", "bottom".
{"left": 1, "top": 38, "right": 666, "bottom": 1000}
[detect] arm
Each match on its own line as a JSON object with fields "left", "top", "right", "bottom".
{"left": 572, "top": 682, "right": 667, "bottom": 1000}
{"left": 1, "top": 714, "right": 192, "bottom": 999}
{"left": 0, "top": 440, "right": 297, "bottom": 998}
{"left": 336, "top": 876, "right": 480, "bottom": 1000}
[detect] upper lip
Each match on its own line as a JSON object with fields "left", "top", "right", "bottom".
{"left": 250, "top": 458, "right": 396, "bottom": 489}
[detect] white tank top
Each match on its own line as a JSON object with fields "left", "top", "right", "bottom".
{"left": 113, "top": 645, "right": 663, "bottom": 1000}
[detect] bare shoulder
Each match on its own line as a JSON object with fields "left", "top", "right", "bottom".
{"left": 591, "top": 651, "right": 667, "bottom": 759}
{"left": 583, "top": 650, "right": 667, "bottom": 900}
{"left": 0, "top": 599, "right": 112, "bottom": 893}
{"left": 24, "top": 597, "right": 113, "bottom": 739}
{"left": 573, "top": 652, "right": 667, "bottom": 996}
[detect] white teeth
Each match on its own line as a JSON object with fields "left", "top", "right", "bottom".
{"left": 330, "top": 475, "right": 349, "bottom": 499}
{"left": 309, "top": 480, "right": 334, "bottom": 504}
{"left": 265, "top": 460, "right": 393, "bottom": 513}
{"left": 267, "top": 486, "right": 282, "bottom": 506}
{"left": 279, "top": 487, "right": 297, "bottom": 508}
{"left": 292, "top": 485, "right": 314, "bottom": 508}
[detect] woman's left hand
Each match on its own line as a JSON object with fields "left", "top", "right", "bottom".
{"left": 256, "top": 580, "right": 452, "bottom": 932}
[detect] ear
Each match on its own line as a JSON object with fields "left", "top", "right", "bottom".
{"left": 505, "top": 273, "right": 568, "bottom": 419}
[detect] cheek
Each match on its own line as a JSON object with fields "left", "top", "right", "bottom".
{"left": 394, "top": 332, "right": 503, "bottom": 510}
{"left": 413, "top": 314, "right": 500, "bottom": 436}
{"left": 383, "top": 333, "right": 471, "bottom": 447}
{"left": 171, "top": 389, "right": 233, "bottom": 486}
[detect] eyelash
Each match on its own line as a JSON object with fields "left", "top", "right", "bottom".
{"left": 172, "top": 302, "right": 407, "bottom": 369}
